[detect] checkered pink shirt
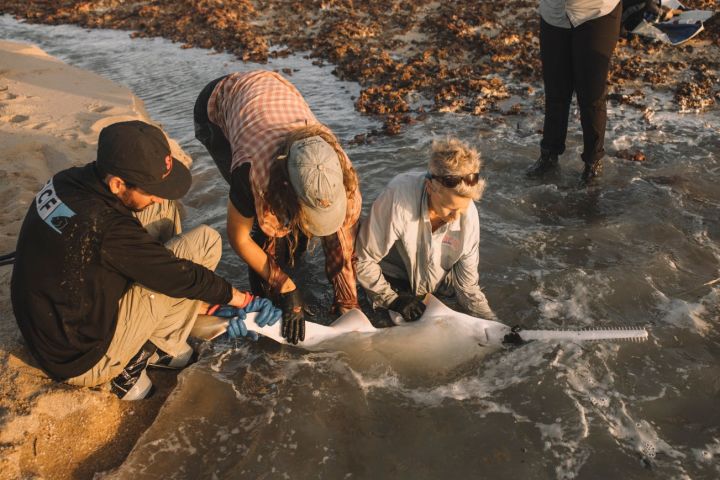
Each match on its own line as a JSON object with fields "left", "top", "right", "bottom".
{"left": 207, "top": 71, "right": 361, "bottom": 309}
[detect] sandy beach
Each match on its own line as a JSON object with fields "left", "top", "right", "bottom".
{"left": 0, "top": 40, "right": 191, "bottom": 480}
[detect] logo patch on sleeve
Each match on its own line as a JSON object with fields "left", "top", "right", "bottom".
{"left": 35, "top": 178, "right": 76, "bottom": 234}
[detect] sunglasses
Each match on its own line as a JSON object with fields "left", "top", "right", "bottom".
{"left": 426, "top": 172, "right": 481, "bottom": 188}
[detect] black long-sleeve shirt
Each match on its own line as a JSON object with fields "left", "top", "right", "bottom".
{"left": 11, "top": 163, "right": 232, "bottom": 380}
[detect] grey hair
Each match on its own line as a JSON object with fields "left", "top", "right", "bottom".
{"left": 428, "top": 137, "right": 485, "bottom": 200}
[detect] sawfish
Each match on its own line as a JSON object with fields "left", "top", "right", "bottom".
{"left": 190, "top": 294, "right": 648, "bottom": 347}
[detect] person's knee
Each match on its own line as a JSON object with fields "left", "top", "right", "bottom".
{"left": 168, "top": 224, "right": 222, "bottom": 268}
{"left": 194, "top": 224, "right": 223, "bottom": 270}
{"left": 578, "top": 95, "right": 606, "bottom": 112}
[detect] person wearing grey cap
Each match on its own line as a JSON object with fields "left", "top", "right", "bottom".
{"left": 194, "top": 71, "right": 362, "bottom": 344}
{"left": 11, "top": 120, "right": 279, "bottom": 401}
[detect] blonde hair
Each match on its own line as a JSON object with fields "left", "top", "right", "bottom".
{"left": 266, "top": 124, "right": 358, "bottom": 263}
{"left": 428, "top": 137, "right": 485, "bottom": 200}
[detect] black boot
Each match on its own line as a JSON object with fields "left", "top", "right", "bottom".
{"left": 110, "top": 341, "right": 157, "bottom": 400}
{"left": 580, "top": 158, "right": 603, "bottom": 186}
{"left": 525, "top": 149, "right": 559, "bottom": 177}
{"left": 148, "top": 342, "right": 196, "bottom": 370}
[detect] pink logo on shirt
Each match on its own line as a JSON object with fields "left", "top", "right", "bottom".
{"left": 442, "top": 234, "right": 459, "bottom": 250}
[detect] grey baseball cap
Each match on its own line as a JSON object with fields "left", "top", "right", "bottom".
{"left": 286, "top": 136, "right": 347, "bottom": 237}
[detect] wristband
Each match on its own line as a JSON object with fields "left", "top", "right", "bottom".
{"left": 237, "top": 291, "right": 254, "bottom": 309}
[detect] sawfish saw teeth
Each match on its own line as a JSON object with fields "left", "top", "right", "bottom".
{"left": 517, "top": 327, "right": 649, "bottom": 342}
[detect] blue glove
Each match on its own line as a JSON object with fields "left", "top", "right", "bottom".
{"left": 227, "top": 315, "right": 259, "bottom": 341}
{"left": 244, "top": 297, "right": 282, "bottom": 327}
{"left": 209, "top": 306, "right": 258, "bottom": 341}
{"left": 212, "top": 305, "right": 245, "bottom": 318}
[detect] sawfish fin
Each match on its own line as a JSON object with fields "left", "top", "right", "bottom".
{"left": 190, "top": 315, "right": 229, "bottom": 341}
{"left": 420, "top": 294, "right": 512, "bottom": 345}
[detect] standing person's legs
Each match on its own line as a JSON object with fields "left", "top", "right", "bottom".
{"left": 539, "top": 18, "right": 574, "bottom": 157}
{"left": 194, "top": 75, "right": 233, "bottom": 184}
{"left": 528, "top": 18, "right": 574, "bottom": 177}
{"left": 573, "top": 2, "right": 621, "bottom": 169}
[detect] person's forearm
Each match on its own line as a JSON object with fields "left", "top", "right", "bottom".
{"left": 228, "top": 287, "right": 252, "bottom": 308}
{"left": 228, "top": 232, "right": 267, "bottom": 279}
{"left": 328, "top": 259, "right": 359, "bottom": 311}
{"left": 354, "top": 209, "right": 399, "bottom": 308}
{"left": 356, "top": 258, "right": 398, "bottom": 308}
{"left": 322, "top": 227, "right": 360, "bottom": 311}
{"left": 226, "top": 203, "right": 294, "bottom": 294}
{"left": 457, "top": 285, "right": 496, "bottom": 320}
{"left": 229, "top": 233, "right": 295, "bottom": 293}
{"left": 453, "top": 252, "right": 497, "bottom": 320}
{"left": 202, "top": 288, "right": 252, "bottom": 312}
{"left": 467, "top": 296, "right": 497, "bottom": 321}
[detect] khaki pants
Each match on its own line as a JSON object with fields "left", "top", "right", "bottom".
{"left": 68, "top": 200, "right": 222, "bottom": 387}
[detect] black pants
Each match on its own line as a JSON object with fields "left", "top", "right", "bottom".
{"left": 540, "top": 2, "right": 621, "bottom": 165}
{"left": 193, "top": 75, "right": 233, "bottom": 184}
{"left": 193, "top": 76, "right": 306, "bottom": 296}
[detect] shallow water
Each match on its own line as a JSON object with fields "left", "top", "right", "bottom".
{"left": 2, "top": 16, "right": 720, "bottom": 479}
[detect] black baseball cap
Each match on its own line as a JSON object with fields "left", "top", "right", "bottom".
{"left": 96, "top": 120, "right": 191, "bottom": 200}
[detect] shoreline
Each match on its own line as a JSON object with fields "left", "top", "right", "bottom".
{"left": 0, "top": 40, "right": 190, "bottom": 480}
{"left": 0, "top": 1, "right": 718, "bottom": 137}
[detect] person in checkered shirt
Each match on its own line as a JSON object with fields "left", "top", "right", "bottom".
{"left": 193, "top": 71, "right": 362, "bottom": 345}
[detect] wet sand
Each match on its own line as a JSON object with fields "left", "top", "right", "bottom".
{"left": 0, "top": 40, "right": 190, "bottom": 480}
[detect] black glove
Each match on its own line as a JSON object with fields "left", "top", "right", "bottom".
{"left": 389, "top": 294, "right": 426, "bottom": 322}
{"left": 279, "top": 289, "right": 305, "bottom": 345}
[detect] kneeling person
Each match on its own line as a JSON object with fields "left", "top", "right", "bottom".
{"left": 11, "top": 121, "right": 278, "bottom": 401}
{"left": 356, "top": 138, "right": 496, "bottom": 323}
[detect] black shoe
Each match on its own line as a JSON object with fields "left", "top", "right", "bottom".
{"left": 110, "top": 341, "right": 157, "bottom": 401}
{"left": 580, "top": 159, "right": 603, "bottom": 186}
{"left": 525, "top": 149, "right": 559, "bottom": 177}
{"left": 148, "top": 342, "right": 195, "bottom": 370}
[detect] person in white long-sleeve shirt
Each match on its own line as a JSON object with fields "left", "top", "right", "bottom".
{"left": 356, "top": 138, "right": 496, "bottom": 323}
